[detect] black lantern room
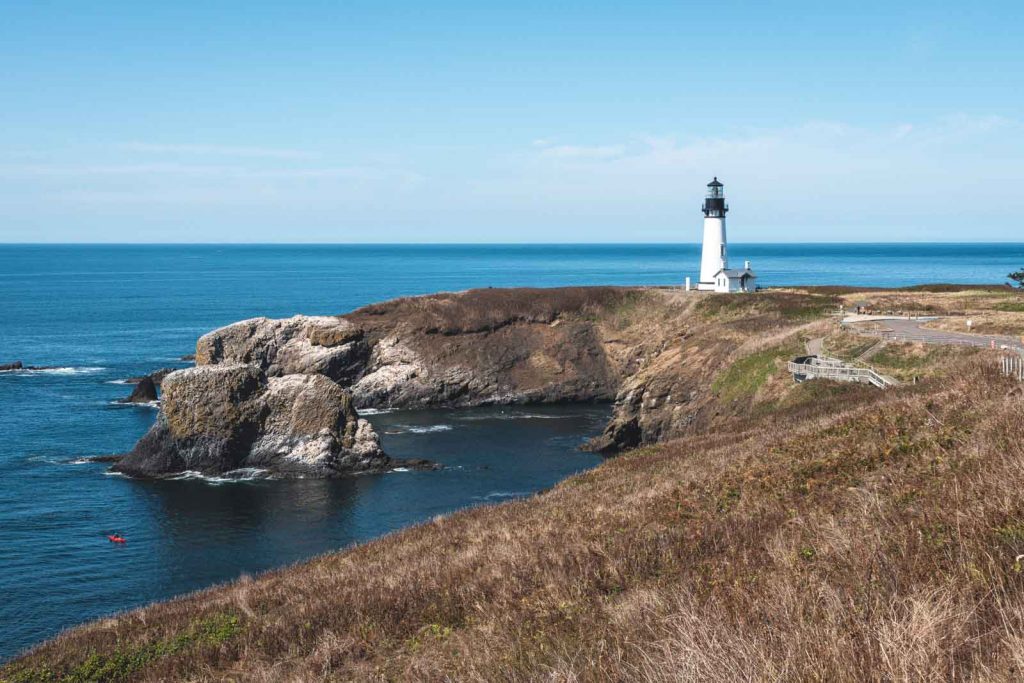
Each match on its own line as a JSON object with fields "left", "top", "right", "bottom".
{"left": 702, "top": 177, "right": 728, "bottom": 217}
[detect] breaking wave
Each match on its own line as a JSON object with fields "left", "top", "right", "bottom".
{"left": 403, "top": 425, "right": 453, "bottom": 434}
{"left": 456, "top": 413, "right": 572, "bottom": 421}
{"left": 109, "top": 399, "right": 160, "bottom": 409}
{"left": 356, "top": 407, "right": 396, "bottom": 415}
{"left": 473, "top": 491, "right": 532, "bottom": 501}
{"left": 2, "top": 366, "right": 106, "bottom": 376}
{"left": 167, "top": 468, "right": 273, "bottom": 484}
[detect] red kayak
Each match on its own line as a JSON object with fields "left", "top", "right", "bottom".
{"left": 107, "top": 534, "right": 126, "bottom": 544}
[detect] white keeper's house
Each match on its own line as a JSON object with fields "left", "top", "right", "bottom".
{"left": 695, "top": 177, "right": 756, "bottom": 293}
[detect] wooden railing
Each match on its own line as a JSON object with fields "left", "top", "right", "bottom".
{"left": 1002, "top": 355, "right": 1024, "bottom": 381}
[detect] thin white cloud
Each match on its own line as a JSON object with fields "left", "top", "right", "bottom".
{"left": 119, "top": 142, "right": 319, "bottom": 160}
{"left": 537, "top": 143, "right": 628, "bottom": 161}
{"left": 500, "top": 114, "right": 1024, "bottom": 230}
{"left": 0, "top": 163, "right": 419, "bottom": 182}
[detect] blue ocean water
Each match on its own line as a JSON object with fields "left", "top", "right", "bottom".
{"left": 0, "top": 243, "right": 1021, "bottom": 660}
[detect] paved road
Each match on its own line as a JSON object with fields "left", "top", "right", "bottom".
{"left": 847, "top": 319, "right": 1024, "bottom": 354}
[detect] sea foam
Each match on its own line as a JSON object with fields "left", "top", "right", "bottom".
{"left": 168, "top": 468, "right": 273, "bottom": 484}
{"left": 404, "top": 425, "right": 453, "bottom": 434}
{"left": 3, "top": 366, "right": 106, "bottom": 376}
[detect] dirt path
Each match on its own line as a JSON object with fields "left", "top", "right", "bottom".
{"left": 805, "top": 337, "right": 824, "bottom": 356}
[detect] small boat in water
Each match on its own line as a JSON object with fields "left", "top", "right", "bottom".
{"left": 107, "top": 534, "right": 126, "bottom": 544}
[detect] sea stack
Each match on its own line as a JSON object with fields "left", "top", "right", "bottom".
{"left": 113, "top": 364, "right": 394, "bottom": 478}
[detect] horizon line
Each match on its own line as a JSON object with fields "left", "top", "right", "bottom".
{"left": 3, "top": 240, "right": 1024, "bottom": 247}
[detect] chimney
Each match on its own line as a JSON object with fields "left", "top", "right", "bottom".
{"left": 744, "top": 260, "right": 751, "bottom": 270}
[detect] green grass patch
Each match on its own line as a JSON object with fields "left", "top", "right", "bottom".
{"left": 3, "top": 613, "right": 242, "bottom": 683}
{"left": 713, "top": 342, "right": 799, "bottom": 402}
{"left": 995, "top": 522, "right": 1024, "bottom": 543}
{"left": 777, "top": 296, "right": 837, "bottom": 321}
{"left": 604, "top": 290, "right": 655, "bottom": 330}
{"left": 868, "top": 347, "right": 936, "bottom": 383}
{"left": 995, "top": 300, "right": 1024, "bottom": 313}
{"left": 697, "top": 293, "right": 837, "bottom": 323}
{"left": 866, "top": 344, "right": 973, "bottom": 382}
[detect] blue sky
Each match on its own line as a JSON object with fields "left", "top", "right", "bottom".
{"left": 1, "top": 1, "right": 1022, "bottom": 243}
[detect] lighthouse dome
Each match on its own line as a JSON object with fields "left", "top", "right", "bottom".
{"left": 707, "top": 177, "right": 723, "bottom": 187}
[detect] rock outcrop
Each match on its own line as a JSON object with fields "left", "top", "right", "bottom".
{"left": 0, "top": 361, "right": 64, "bottom": 372}
{"left": 124, "top": 367, "right": 178, "bottom": 386}
{"left": 196, "top": 315, "right": 368, "bottom": 384}
{"left": 122, "top": 376, "right": 158, "bottom": 403}
{"left": 183, "top": 287, "right": 716, "bottom": 454}
{"left": 114, "top": 364, "right": 392, "bottom": 478}
{"left": 118, "top": 368, "right": 182, "bottom": 403}
{"left": 195, "top": 288, "right": 637, "bottom": 410}
{"left": 126, "top": 287, "right": 837, "bottom": 467}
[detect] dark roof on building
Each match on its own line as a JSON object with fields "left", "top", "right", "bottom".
{"left": 707, "top": 177, "right": 723, "bottom": 187}
{"left": 715, "top": 267, "right": 756, "bottom": 278}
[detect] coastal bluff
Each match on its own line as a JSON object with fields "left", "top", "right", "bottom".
{"left": 120, "top": 286, "right": 841, "bottom": 477}
{"left": 12, "top": 286, "right": 1024, "bottom": 681}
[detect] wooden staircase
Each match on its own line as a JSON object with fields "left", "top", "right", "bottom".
{"left": 788, "top": 355, "right": 898, "bottom": 390}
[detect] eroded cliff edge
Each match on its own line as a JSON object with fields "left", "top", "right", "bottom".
{"left": 117, "top": 286, "right": 840, "bottom": 477}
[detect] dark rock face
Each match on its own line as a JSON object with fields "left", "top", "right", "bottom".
{"left": 122, "top": 376, "right": 159, "bottom": 403}
{"left": 586, "top": 417, "right": 642, "bottom": 454}
{"left": 114, "top": 364, "right": 391, "bottom": 478}
{"left": 194, "top": 290, "right": 639, "bottom": 412}
{"left": 119, "top": 368, "right": 182, "bottom": 402}
{"left": 1, "top": 361, "right": 64, "bottom": 372}
{"left": 130, "top": 286, "right": 779, "bottom": 463}
{"left": 182, "top": 287, "right": 719, "bottom": 454}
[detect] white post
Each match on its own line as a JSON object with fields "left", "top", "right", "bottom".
{"left": 685, "top": 276, "right": 691, "bottom": 292}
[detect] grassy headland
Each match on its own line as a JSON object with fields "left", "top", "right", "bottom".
{"left": 5, "top": 286, "right": 1024, "bottom": 682}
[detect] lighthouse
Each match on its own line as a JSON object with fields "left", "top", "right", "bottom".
{"left": 695, "top": 177, "right": 756, "bottom": 293}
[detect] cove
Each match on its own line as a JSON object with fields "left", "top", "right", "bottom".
{"left": 0, "top": 402, "right": 607, "bottom": 661}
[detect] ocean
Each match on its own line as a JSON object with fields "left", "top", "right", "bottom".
{"left": 1, "top": 242, "right": 1022, "bottom": 660}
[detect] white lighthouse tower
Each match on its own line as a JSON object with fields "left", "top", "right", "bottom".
{"left": 697, "top": 177, "right": 728, "bottom": 290}
{"left": 695, "top": 177, "right": 756, "bottom": 293}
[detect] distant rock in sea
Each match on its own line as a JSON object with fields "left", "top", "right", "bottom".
{"left": 121, "top": 376, "right": 158, "bottom": 404}
{"left": 123, "top": 368, "right": 178, "bottom": 387}
{"left": 1, "top": 361, "right": 67, "bottom": 372}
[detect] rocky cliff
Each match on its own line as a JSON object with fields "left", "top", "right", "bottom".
{"left": 125, "top": 286, "right": 836, "bottom": 476}
{"left": 196, "top": 288, "right": 635, "bottom": 408}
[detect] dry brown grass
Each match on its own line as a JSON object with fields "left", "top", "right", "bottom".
{"left": 923, "top": 312, "right": 1024, "bottom": 337}
{"left": 834, "top": 287, "right": 1022, "bottom": 320}
{"left": 349, "top": 287, "right": 653, "bottom": 336}
{"left": 7, "top": 351, "right": 1024, "bottom": 682}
